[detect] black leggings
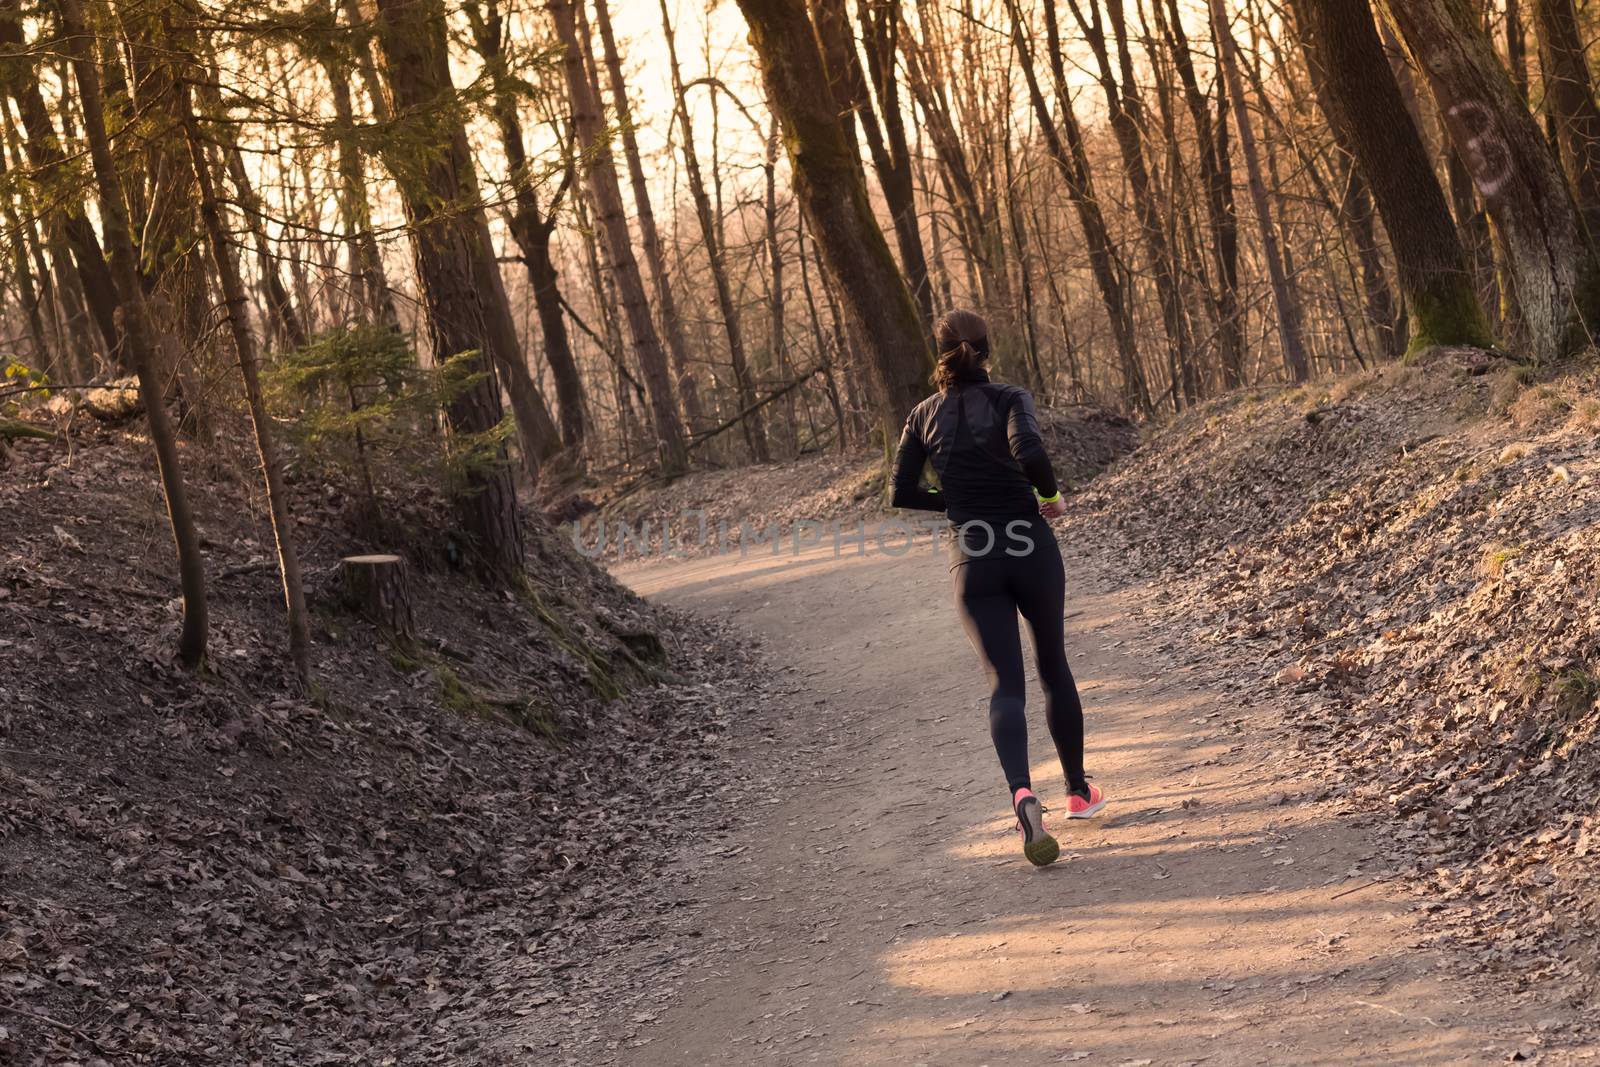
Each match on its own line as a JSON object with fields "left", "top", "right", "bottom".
{"left": 951, "top": 519, "right": 1086, "bottom": 796}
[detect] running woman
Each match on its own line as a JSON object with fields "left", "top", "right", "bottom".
{"left": 890, "top": 309, "right": 1105, "bottom": 867}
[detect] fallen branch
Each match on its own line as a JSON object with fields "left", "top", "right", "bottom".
{"left": 689, "top": 365, "right": 824, "bottom": 450}
{"left": 557, "top": 295, "right": 646, "bottom": 398}
{"left": 1329, "top": 877, "right": 1388, "bottom": 900}
{"left": 0, "top": 998, "right": 112, "bottom": 1054}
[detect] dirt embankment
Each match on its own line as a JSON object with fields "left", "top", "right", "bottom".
{"left": 0, "top": 423, "right": 761, "bottom": 1065}
{"left": 1068, "top": 348, "right": 1600, "bottom": 993}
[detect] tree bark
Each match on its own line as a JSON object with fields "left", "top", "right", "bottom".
{"left": 549, "top": 0, "right": 688, "bottom": 474}
{"left": 1292, "top": 0, "right": 1492, "bottom": 353}
{"left": 317, "top": 46, "right": 400, "bottom": 329}
{"left": 1507, "top": 0, "right": 1530, "bottom": 100}
{"left": 1211, "top": 0, "right": 1311, "bottom": 381}
{"left": 373, "top": 0, "right": 526, "bottom": 582}
{"left": 118, "top": 0, "right": 216, "bottom": 431}
{"left": 1382, "top": 0, "right": 1600, "bottom": 360}
{"left": 856, "top": 0, "right": 934, "bottom": 330}
{"left": 805, "top": 0, "right": 933, "bottom": 331}
{"left": 763, "top": 117, "right": 797, "bottom": 454}
{"left": 0, "top": 141, "right": 52, "bottom": 371}
{"left": 797, "top": 209, "right": 849, "bottom": 450}
{"left": 59, "top": 0, "right": 207, "bottom": 667}
{"left": 1531, "top": 0, "right": 1600, "bottom": 242}
{"left": 339, "top": 555, "right": 414, "bottom": 638}
{"left": 899, "top": 4, "right": 1018, "bottom": 360}
{"left": 220, "top": 137, "right": 308, "bottom": 350}
{"left": 735, "top": 0, "right": 932, "bottom": 436}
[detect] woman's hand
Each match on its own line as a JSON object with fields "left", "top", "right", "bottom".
{"left": 1038, "top": 496, "right": 1067, "bottom": 520}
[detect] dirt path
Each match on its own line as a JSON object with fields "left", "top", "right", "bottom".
{"left": 602, "top": 536, "right": 1579, "bottom": 1066}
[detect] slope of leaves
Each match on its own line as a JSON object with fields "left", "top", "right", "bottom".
{"left": 0, "top": 422, "right": 761, "bottom": 1064}
{"left": 1067, "top": 349, "right": 1600, "bottom": 993}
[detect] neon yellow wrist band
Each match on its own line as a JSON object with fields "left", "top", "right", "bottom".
{"left": 1036, "top": 491, "right": 1061, "bottom": 505}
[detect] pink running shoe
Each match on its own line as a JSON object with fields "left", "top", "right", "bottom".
{"left": 1066, "top": 783, "right": 1107, "bottom": 820}
{"left": 1013, "top": 788, "right": 1060, "bottom": 867}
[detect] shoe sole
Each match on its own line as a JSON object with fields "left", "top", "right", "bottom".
{"left": 1023, "top": 833, "right": 1060, "bottom": 867}
{"left": 1017, "top": 797, "right": 1060, "bottom": 867}
{"left": 1066, "top": 797, "right": 1108, "bottom": 820}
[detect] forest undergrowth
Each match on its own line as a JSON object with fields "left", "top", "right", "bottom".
{"left": 0, "top": 420, "right": 765, "bottom": 1064}
{"left": 1068, "top": 348, "right": 1600, "bottom": 1001}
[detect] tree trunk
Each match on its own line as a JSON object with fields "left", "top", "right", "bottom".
{"left": 0, "top": 0, "right": 121, "bottom": 363}
{"left": 1532, "top": 0, "right": 1600, "bottom": 242}
{"left": 804, "top": 0, "right": 934, "bottom": 331}
{"left": 0, "top": 148, "right": 52, "bottom": 371}
{"left": 1158, "top": 0, "right": 1243, "bottom": 388}
{"left": 461, "top": 0, "right": 587, "bottom": 456}
{"left": 549, "top": 0, "right": 688, "bottom": 474}
{"left": 856, "top": 0, "right": 933, "bottom": 330}
{"left": 735, "top": 0, "right": 932, "bottom": 437}
{"left": 119, "top": 0, "right": 215, "bottom": 431}
{"left": 339, "top": 555, "right": 415, "bottom": 638}
{"left": 471, "top": 211, "right": 565, "bottom": 471}
{"left": 797, "top": 209, "right": 849, "bottom": 450}
{"left": 1075, "top": 0, "right": 1195, "bottom": 406}
{"left": 1383, "top": 0, "right": 1600, "bottom": 360}
{"left": 328, "top": 83, "right": 400, "bottom": 328}
{"left": 60, "top": 0, "right": 207, "bottom": 667}
{"left": 220, "top": 138, "right": 308, "bottom": 350}
{"left": 1292, "top": 0, "right": 1490, "bottom": 354}
{"left": 180, "top": 79, "right": 311, "bottom": 681}
{"left": 657, "top": 0, "right": 768, "bottom": 461}
{"left": 999, "top": 113, "right": 1045, "bottom": 394}
{"left": 764, "top": 117, "right": 797, "bottom": 454}
{"left": 373, "top": 0, "right": 526, "bottom": 582}
{"left": 900, "top": 4, "right": 1020, "bottom": 363}
{"left": 521, "top": 210, "right": 586, "bottom": 450}
{"left": 1337, "top": 157, "right": 1409, "bottom": 359}
{"left": 1211, "top": 0, "right": 1311, "bottom": 381}
{"left": 592, "top": 0, "right": 705, "bottom": 434}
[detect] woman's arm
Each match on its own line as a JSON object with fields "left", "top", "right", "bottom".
{"left": 889, "top": 413, "right": 947, "bottom": 512}
{"left": 1005, "top": 389, "right": 1061, "bottom": 501}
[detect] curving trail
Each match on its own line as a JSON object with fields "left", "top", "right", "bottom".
{"left": 607, "top": 534, "right": 1575, "bottom": 1066}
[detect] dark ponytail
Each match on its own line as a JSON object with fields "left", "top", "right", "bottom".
{"left": 933, "top": 308, "right": 992, "bottom": 391}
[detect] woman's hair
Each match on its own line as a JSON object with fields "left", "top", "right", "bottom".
{"left": 932, "top": 308, "right": 991, "bottom": 391}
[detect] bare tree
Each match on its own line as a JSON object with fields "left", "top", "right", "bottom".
{"left": 58, "top": 0, "right": 207, "bottom": 665}
{"left": 1211, "top": 0, "right": 1311, "bottom": 381}
{"left": 179, "top": 67, "right": 310, "bottom": 680}
{"left": 592, "top": 0, "right": 705, "bottom": 433}
{"left": 549, "top": 0, "right": 688, "bottom": 472}
{"left": 658, "top": 0, "right": 768, "bottom": 460}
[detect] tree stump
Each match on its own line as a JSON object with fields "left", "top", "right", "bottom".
{"left": 339, "top": 554, "right": 414, "bottom": 637}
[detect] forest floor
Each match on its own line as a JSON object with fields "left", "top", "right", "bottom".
{"left": 511, "top": 350, "right": 1600, "bottom": 1064}
{"left": 8, "top": 350, "right": 1600, "bottom": 1064}
{"left": 0, "top": 417, "right": 771, "bottom": 1065}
